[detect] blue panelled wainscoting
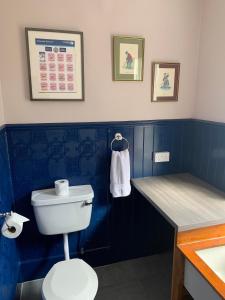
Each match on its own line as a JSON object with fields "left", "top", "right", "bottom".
{"left": 0, "top": 126, "right": 19, "bottom": 300}
{"left": 2, "top": 118, "right": 225, "bottom": 299}
{"left": 5, "top": 119, "right": 186, "bottom": 285}
{"left": 184, "top": 119, "right": 225, "bottom": 192}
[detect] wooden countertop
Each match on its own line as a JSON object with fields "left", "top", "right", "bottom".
{"left": 132, "top": 173, "right": 225, "bottom": 232}
{"left": 177, "top": 224, "right": 225, "bottom": 299}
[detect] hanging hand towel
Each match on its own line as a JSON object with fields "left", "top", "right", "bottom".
{"left": 110, "top": 149, "right": 131, "bottom": 198}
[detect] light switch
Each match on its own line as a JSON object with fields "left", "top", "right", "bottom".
{"left": 153, "top": 152, "right": 170, "bottom": 163}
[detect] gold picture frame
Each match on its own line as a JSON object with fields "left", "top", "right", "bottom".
{"left": 113, "top": 35, "right": 145, "bottom": 81}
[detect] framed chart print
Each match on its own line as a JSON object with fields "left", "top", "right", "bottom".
{"left": 113, "top": 35, "right": 144, "bottom": 81}
{"left": 151, "top": 62, "right": 180, "bottom": 102}
{"left": 25, "top": 28, "right": 84, "bottom": 101}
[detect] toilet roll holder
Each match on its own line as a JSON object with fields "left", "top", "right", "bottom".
{"left": 0, "top": 211, "right": 11, "bottom": 219}
{"left": 0, "top": 212, "right": 16, "bottom": 233}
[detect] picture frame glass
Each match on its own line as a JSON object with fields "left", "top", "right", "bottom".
{"left": 152, "top": 63, "right": 180, "bottom": 102}
{"left": 113, "top": 36, "right": 144, "bottom": 81}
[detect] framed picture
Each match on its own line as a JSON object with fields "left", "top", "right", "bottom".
{"left": 151, "top": 62, "right": 180, "bottom": 102}
{"left": 25, "top": 28, "right": 84, "bottom": 101}
{"left": 113, "top": 35, "right": 144, "bottom": 81}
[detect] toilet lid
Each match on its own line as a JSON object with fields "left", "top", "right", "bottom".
{"left": 42, "top": 259, "right": 98, "bottom": 300}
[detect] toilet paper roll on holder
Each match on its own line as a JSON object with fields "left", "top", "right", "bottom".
{"left": 0, "top": 212, "right": 16, "bottom": 233}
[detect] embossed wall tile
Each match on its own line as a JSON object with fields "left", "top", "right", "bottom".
{"left": 0, "top": 128, "right": 19, "bottom": 300}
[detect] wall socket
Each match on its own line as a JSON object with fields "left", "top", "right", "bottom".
{"left": 153, "top": 151, "right": 170, "bottom": 163}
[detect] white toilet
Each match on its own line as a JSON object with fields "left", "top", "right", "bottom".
{"left": 31, "top": 185, "right": 98, "bottom": 300}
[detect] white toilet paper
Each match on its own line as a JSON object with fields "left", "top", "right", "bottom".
{"left": 1, "top": 212, "right": 29, "bottom": 239}
{"left": 55, "top": 179, "right": 69, "bottom": 196}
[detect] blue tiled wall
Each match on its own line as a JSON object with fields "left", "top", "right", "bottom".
{"left": 0, "top": 127, "right": 19, "bottom": 300}
{"left": 5, "top": 119, "right": 184, "bottom": 282}
{"left": 3, "top": 117, "right": 224, "bottom": 291}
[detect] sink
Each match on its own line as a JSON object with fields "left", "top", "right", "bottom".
{"left": 196, "top": 245, "right": 225, "bottom": 282}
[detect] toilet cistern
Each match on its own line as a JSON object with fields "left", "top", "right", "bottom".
{"left": 31, "top": 184, "right": 94, "bottom": 260}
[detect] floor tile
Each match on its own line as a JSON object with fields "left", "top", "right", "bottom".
{"left": 20, "top": 279, "right": 43, "bottom": 300}
{"left": 95, "top": 281, "right": 149, "bottom": 300}
{"left": 18, "top": 253, "right": 172, "bottom": 300}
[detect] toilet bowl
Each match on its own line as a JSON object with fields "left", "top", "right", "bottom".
{"left": 42, "top": 259, "right": 98, "bottom": 300}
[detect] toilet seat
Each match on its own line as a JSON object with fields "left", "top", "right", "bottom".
{"left": 42, "top": 259, "right": 98, "bottom": 300}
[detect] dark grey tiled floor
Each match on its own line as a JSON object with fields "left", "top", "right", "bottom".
{"left": 95, "top": 253, "right": 172, "bottom": 300}
{"left": 17, "top": 253, "right": 173, "bottom": 300}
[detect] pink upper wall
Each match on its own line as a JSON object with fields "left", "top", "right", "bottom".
{"left": 0, "top": 0, "right": 202, "bottom": 124}
{"left": 195, "top": 0, "right": 225, "bottom": 122}
{"left": 0, "top": 81, "right": 5, "bottom": 126}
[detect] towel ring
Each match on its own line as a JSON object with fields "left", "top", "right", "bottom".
{"left": 111, "top": 133, "right": 129, "bottom": 151}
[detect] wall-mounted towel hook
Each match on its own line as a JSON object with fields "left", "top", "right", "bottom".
{"left": 111, "top": 133, "right": 129, "bottom": 151}
{"left": 114, "top": 133, "right": 123, "bottom": 141}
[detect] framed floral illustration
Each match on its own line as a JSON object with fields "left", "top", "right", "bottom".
{"left": 113, "top": 35, "right": 145, "bottom": 81}
{"left": 25, "top": 28, "right": 84, "bottom": 101}
{"left": 151, "top": 62, "right": 180, "bottom": 102}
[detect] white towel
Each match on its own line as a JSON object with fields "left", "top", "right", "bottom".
{"left": 110, "top": 149, "right": 131, "bottom": 198}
